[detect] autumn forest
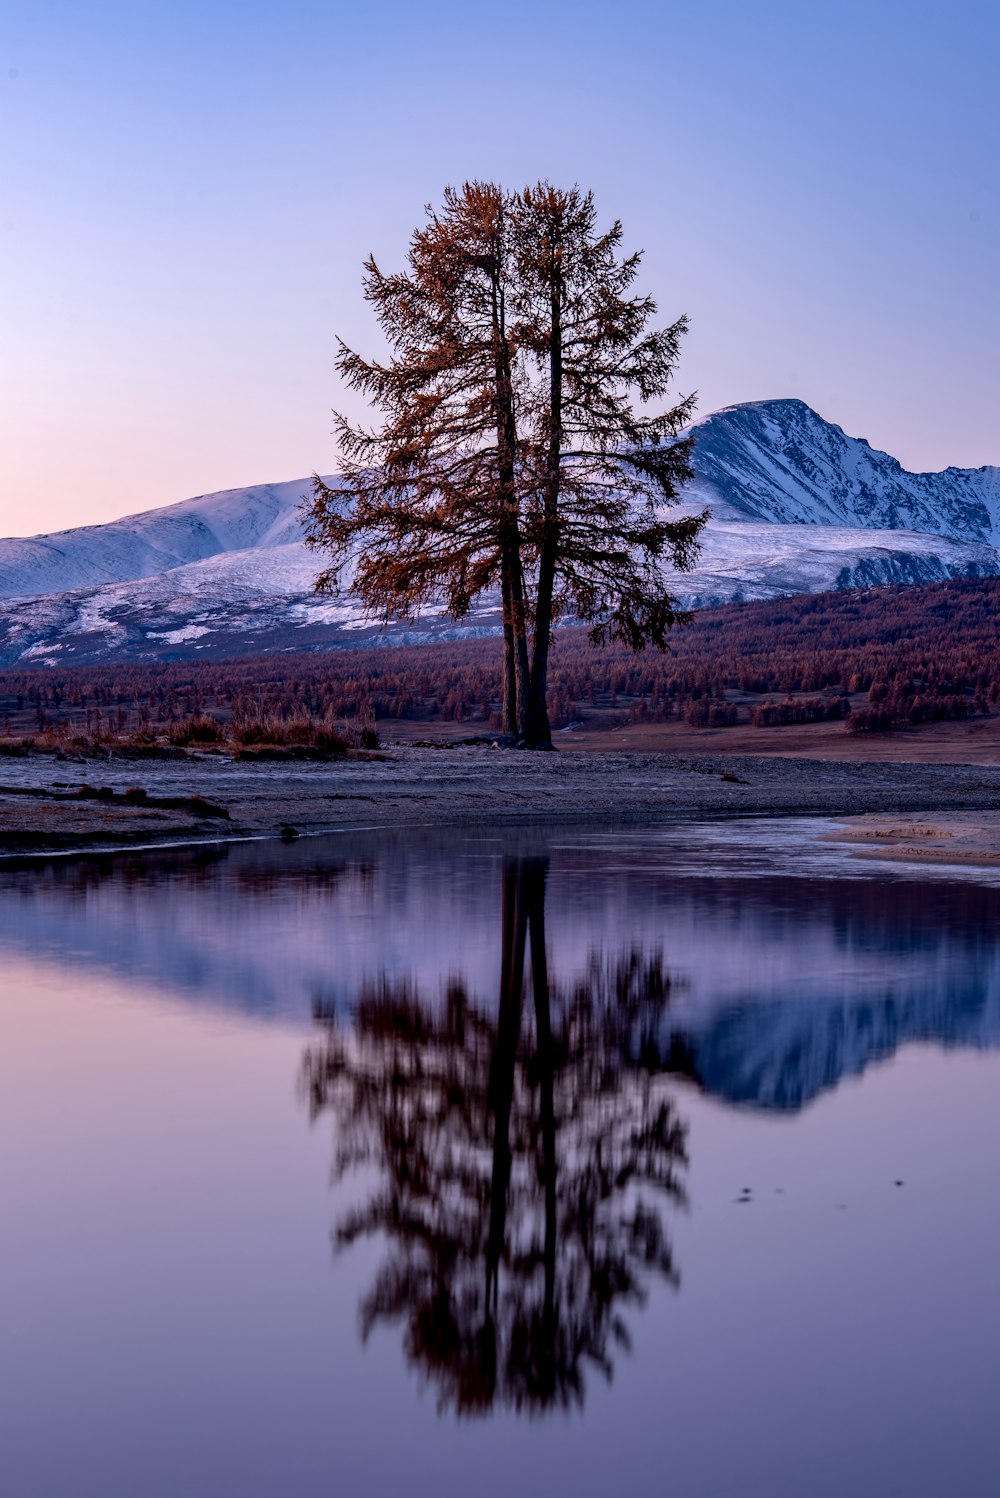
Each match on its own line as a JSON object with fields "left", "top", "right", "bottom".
{"left": 2, "top": 576, "right": 999, "bottom": 751}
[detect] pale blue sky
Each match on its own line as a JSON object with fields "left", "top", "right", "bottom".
{"left": 1, "top": 0, "right": 997, "bottom": 534}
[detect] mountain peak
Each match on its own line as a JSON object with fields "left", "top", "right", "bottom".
{"left": 687, "top": 398, "right": 999, "bottom": 535}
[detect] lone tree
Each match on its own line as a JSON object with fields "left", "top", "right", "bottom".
{"left": 306, "top": 181, "right": 705, "bottom": 747}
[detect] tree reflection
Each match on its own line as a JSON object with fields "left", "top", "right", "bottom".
{"left": 302, "top": 858, "right": 688, "bottom": 1416}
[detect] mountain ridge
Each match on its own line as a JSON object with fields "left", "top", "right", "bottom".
{"left": 0, "top": 399, "right": 995, "bottom": 665}
{"left": 683, "top": 398, "right": 1000, "bottom": 537}
{"left": 0, "top": 478, "right": 321, "bottom": 600}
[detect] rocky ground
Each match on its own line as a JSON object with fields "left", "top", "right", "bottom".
{"left": 2, "top": 744, "right": 1000, "bottom": 858}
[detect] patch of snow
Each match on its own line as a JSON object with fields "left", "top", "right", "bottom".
{"left": 146, "top": 625, "right": 213, "bottom": 643}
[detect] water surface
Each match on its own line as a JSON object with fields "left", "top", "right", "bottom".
{"left": 1, "top": 822, "right": 998, "bottom": 1497}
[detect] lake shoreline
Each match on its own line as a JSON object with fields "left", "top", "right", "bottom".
{"left": 2, "top": 745, "right": 1000, "bottom": 861}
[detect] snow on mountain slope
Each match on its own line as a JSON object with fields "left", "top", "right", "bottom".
{"left": 0, "top": 478, "right": 323, "bottom": 600}
{"left": 0, "top": 520, "right": 990, "bottom": 667}
{"left": 0, "top": 539, "right": 505, "bottom": 667}
{"left": 0, "top": 400, "right": 996, "bottom": 664}
{"left": 687, "top": 398, "right": 1000, "bottom": 538}
{"left": 666, "top": 519, "right": 999, "bottom": 608}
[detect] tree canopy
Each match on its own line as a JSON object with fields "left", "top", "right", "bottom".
{"left": 306, "top": 181, "right": 705, "bottom": 747}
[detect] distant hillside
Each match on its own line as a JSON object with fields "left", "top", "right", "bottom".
{"left": 4, "top": 575, "right": 1000, "bottom": 743}
{"left": 0, "top": 399, "right": 995, "bottom": 666}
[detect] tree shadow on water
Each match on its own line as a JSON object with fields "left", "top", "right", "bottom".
{"left": 301, "top": 858, "right": 689, "bottom": 1417}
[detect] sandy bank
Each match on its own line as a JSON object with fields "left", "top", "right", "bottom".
{"left": 826, "top": 811, "right": 1000, "bottom": 868}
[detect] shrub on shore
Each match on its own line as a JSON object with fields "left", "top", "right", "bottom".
{"left": 169, "top": 714, "right": 225, "bottom": 746}
{"left": 230, "top": 707, "right": 352, "bottom": 753}
{"left": 0, "top": 709, "right": 368, "bottom": 758}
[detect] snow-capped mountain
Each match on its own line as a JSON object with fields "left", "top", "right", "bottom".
{"left": 667, "top": 517, "right": 996, "bottom": 608}
{"left": 0, "top": 478, "right": 311, "bottom": 600}
{"left": 685, "top": 398, "right": 1000, "bottom": 538}
{"left": 0, "top": 399, "right": 996, "bottom": 664}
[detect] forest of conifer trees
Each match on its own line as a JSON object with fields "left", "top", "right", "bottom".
{"left": 1, "top": 577, "right": 998, "bottom": 750}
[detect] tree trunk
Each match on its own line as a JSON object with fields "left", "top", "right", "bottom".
{"left": 529, "top": 541, "right": 556, "bottom": 748}
{"left": 500, "top": 554, "right": 533, "bottom": 740}
{"left": 500, "top": 569, "right": 516, "bottom": 734}
{"left": 486, "top": 861, "right": 527, "bottom": 1313}
{"left": 527, "top": 257, "right": 563, "bottom": 749}
{"left": 505, "top": 544, "right": 533, "bottom": 741}
{"left": 490, "top": 258, "right": 534, "bottom": 742}
{"left": 527, "top": 861, "right": 557, "bottom": 1365}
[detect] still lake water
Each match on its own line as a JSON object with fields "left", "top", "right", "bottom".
{"left": 2, "top": 821, "right": 999, "bottom": 1498}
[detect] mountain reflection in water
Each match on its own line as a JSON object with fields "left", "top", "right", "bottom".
{"left": 302, "top": 858, "right": 688, "bottom": 1415}
{"left": 5, "top": 824, "right": 1000, "bottom": 1113}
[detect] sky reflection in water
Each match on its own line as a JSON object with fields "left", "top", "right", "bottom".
{"left": 1, "top": 821, "right": 998, "bottom": 1497}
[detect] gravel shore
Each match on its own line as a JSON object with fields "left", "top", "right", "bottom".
{"left": 2, "top": 745, "right": 1000, "bottom": 858}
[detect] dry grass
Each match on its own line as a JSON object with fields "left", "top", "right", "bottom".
{"left": 0, "top": 707, "right": 376, "bottom": 759}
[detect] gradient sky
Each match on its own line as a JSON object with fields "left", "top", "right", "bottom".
{"left": 1, "top": 0, "right": 997, "bottom": 537}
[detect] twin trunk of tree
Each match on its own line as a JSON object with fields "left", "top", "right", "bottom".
{"left": 526, "top": 262, "right": 564, "bottom": 750}
{"left": 500, "top": 557, "right": 557, "bottom": 748}
{"left": 495, "top": 248, "right": 561, "bottom": 748}
{"left": 487, "top": 861, "right": 556, "bottom": 1327}
{"left": 490, "top": 256, "right": 535, "bottom": 743}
